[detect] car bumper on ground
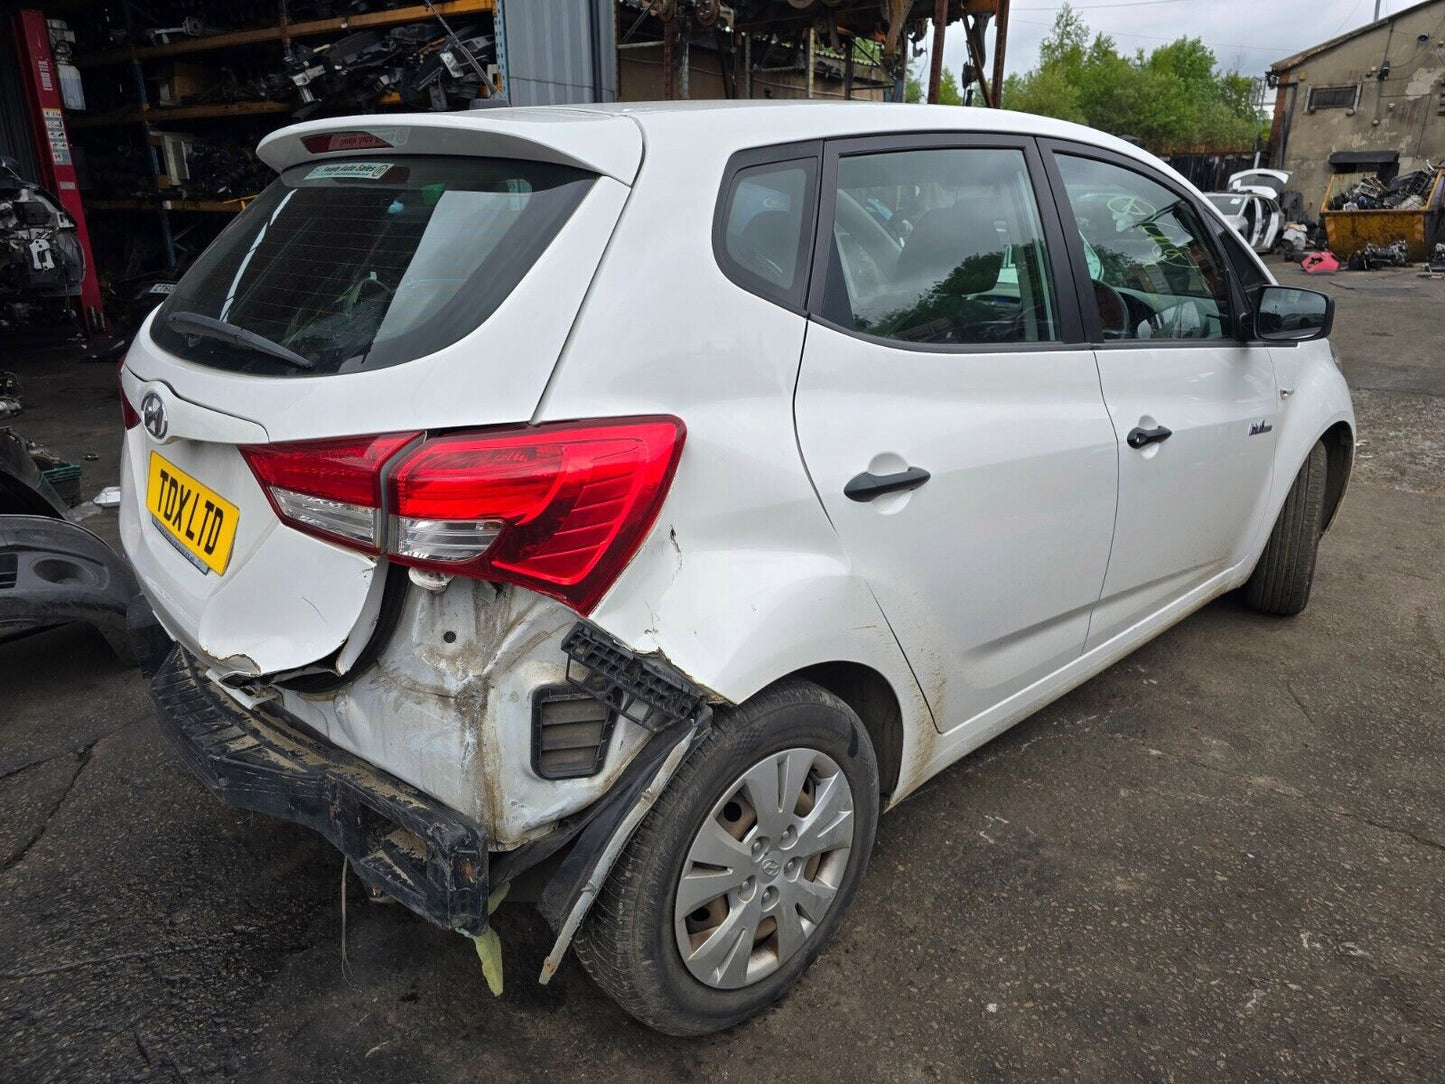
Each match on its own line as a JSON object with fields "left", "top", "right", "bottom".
{"left": 0, "top": 514, "right": 140, "bottom": 663}
{"left": 148, "top": 646, "right": 490, "bottom": 934}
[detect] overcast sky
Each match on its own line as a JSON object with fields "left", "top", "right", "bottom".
{"left": 922, "top": 0, "right": 1405, "bottom": 98}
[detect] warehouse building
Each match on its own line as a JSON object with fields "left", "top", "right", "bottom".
{"left": 1268, "top": 0, "right": 1445, "bottom": 221}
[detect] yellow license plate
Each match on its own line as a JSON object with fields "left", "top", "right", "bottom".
{"left": 146, "top": 451, "right": 240, "bottom": 576}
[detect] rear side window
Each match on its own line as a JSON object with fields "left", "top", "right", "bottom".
{"left": 715, "top": 156, "right": 818, "bottom": 309}
{"left": 820, "top": 147, "right": 1060, "bottom": 345}
{"left": 151, "top": 156, "right": 594, "bottom": 376}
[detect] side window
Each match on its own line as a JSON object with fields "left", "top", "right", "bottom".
{"left": 1056, "top": 154, "right": 1232, "bottom": 342}
{"left": 820, "top": 147, "right": 1059, "bottom": 345}
{"left": 718, "top": 158, "right": 816, "bottom": 307}
{"left": 1217, "top": 225, "right": 1270, "bottom": 296}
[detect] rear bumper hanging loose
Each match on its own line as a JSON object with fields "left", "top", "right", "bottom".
{"left": 149, "top": 646, "right": 490, "bottom": 934}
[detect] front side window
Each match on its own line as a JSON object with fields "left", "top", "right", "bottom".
{"left": 151, "top": 156, "right": 594, "bottom": 376}
{"left": 1057, "top": 154, "right": 1232, "bottom": 342}
{"left": 820, "top": 147, "right": 1059, "bottom": 345}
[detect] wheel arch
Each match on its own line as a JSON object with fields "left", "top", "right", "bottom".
{"left": 787, "top": 661, "right": 904, "bottom": 803}
{"left": 1319, "top": 420, "right": 1354, "bottom": 533}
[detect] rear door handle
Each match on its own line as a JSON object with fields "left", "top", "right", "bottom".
{"left": 1126, "top": 425, "right": 1172, "bottom": 450}
{"left": 844, "top": 466, "right": 931, "bottom": 502}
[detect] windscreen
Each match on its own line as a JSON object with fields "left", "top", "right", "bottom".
{"left": 151, "top": 156, "right": 595, "bottom": 376}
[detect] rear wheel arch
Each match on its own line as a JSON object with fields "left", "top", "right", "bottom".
{"left": 788, "top": 661, "right": 903, "bottom": 803}
{"left": 1319, "top": 421, "right": 1353, "bottom": 532}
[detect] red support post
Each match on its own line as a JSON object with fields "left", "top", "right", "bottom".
{"left": 12, "top": 8, "right": 104, "bottom": 332}
{"left": 927, "top": 0, "right": 948, "bottom": 103}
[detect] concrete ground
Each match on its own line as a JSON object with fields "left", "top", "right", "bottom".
{"left": 2, "top": 264, "right": 1441, "bottom": 1082}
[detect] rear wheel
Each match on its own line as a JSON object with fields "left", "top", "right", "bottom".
{"left": 1244, "top": 441, "right": 1328, "bottom": 616}
{"left": 574, "top": 680, "right": 879, "bottom": 1035}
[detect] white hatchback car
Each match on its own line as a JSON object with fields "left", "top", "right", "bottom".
{"left": 119, "top": 101, "right": 1354, "bottom": 1035}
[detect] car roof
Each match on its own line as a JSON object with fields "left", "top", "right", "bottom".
{"left": 262, "top": 101, "right": 1188, "bottom": 193}
{"left": 522, "top": 99, "right": 1173, "bottom": 176}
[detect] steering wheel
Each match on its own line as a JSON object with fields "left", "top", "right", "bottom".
{"left": 1091, "top": 280, "right": 1131, "bottom": 339}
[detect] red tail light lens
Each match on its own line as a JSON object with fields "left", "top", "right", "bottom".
{"left": 240, "top": 432, "right": 419, "bottom": 552}
{"left": 238, "top": 418, "right": 685, "bottom": 614}
{"left": 119, "top": 363, "right": 139, "bottom": 429}
{"left": 390, "top": 418, "right": 686, "bottom": 613}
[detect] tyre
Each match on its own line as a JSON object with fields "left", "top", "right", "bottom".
{"left": 574, "top": 679, "right": 880, "bottom": 1035}
{"left": 1244, "top": 440, "right": 1328, "bottom": 616}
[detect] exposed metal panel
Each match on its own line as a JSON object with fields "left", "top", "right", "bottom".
{"left": 502, "top": 0, "right": 616, "bottom": 106}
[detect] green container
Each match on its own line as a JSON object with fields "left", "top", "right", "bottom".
{"left": 40, "top": 462, "right": 82, "bottom": 508}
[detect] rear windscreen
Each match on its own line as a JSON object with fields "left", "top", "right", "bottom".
{"left": 150, "top": 156, "right": 595, "bottom": 376}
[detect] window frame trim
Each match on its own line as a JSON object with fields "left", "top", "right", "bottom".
{"left": 1037, "top": 138, "right": 1251, "bottom": 350}
{"left": 1307, "top": 83, "right": 1361, "bottom": 112}
{"left": 802, "top": 131, "right": 1088, "bottom": 354}
{"left": 711, "top": 140, "right": 824, "bottom": 315}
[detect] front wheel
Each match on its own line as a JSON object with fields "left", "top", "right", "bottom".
{"left": 1244, "top": 440, "right": 1328, "bottom": 616}
{"left": 574, "top": 680, "right": 879, "bottom": 1035}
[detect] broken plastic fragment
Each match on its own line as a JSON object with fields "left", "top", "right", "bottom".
{"left": 464, "top": 883, "right": 511, "bottom": 997}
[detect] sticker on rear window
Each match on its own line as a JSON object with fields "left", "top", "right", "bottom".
{"left": 305, "top": 161, "right": 394, "bottom": 181}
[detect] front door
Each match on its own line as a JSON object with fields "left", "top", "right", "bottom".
{"left": 794, "top": 137, "right": 1119, "bottom": 736}
{"left": 1043, "top": 147, "right": 1279, "bottom": 650}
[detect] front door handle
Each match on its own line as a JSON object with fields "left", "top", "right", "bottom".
{"left": 845, "top": 466, "right": 931, "bottom": 502}
{"left": 1126, "top": 425, "right": 1173, "bottom": 450}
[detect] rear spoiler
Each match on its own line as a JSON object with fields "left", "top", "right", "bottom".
{"left": 257, "top": 110, "right": 643, "bottom": 185}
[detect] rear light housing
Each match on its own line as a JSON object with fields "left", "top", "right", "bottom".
{"left": 240, "top": 417, "right": 685, "bottom": 614}
{"left": 119, "top": 362, "right": 139, "bottom": 429}
{"left": 241, "top": 433, "right": 420, "bottom": 554}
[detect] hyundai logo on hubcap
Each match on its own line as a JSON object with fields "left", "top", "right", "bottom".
{"left": 760, "top": 858, "right": 782, "bottom": 879}
{"left": 141, "top": 392, "right": 167, "bottom": 440}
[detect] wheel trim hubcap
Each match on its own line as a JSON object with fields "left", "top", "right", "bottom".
{"left": 673, "top": 747, "right": 855, "bottom": 990}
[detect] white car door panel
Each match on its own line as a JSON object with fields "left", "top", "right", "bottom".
{"left": 796, "top": 328, "right": 1119, "bottom": 729}
{"left": 794, "top": 139, "right": 1118, "bottom": 735}
{"left": 1085, "top": 343, "right": 1277, "bottom": 648}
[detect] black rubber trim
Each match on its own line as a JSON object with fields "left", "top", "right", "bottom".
{"left": 150, "top": 646, "right": 489, "bottom": 934}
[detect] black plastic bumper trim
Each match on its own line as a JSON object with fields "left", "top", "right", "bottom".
{"left": 149, "top": 646, "right": 489, "bottom": 934}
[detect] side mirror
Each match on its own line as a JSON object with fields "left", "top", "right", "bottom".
{"left": 1252, "top": 285, "right": 1333, "bottom": 343}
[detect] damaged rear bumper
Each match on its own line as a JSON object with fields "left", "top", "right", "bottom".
{"left": 0, "top": 514, "right": 139, "bottom": 662}
{"left": 149, "top": 646, "right": 490, "bottom": 934}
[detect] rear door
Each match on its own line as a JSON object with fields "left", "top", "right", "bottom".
{"left": 1040, "top": 144, "right": 1279, "bottom": 650}
{"left": 793, "top": 134, "right": 1119, "bottom": 737}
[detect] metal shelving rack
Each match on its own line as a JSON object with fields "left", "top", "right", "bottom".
{"left": 66, "top": 0, "right": 493, "bottom": 269}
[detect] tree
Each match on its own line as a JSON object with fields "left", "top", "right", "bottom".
{"left": 938, "top": 68, "right": 963, "bottom": 106}
{"left": 906, "top": 65, "right": 965, "bottom": 104}
{"left": 1001, "top": 4, "right": 1263, "bottom": 152}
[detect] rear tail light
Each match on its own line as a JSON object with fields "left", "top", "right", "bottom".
{"left": 119, "top": 363, "right": 139, "bottom": 429}
{"left": 240, "top": 433, "right": 420, "bottom": 553}
{"left": 240, "top": 418, "right": 685, "bottom": 614}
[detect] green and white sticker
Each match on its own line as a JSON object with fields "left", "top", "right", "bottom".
{"left": 305, "top": 161, "right": 394, "bottom": 181}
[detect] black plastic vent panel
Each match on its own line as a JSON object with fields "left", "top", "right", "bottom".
{"left": 531, "top": 686, "right": 617, "bottom": 780}
{"left": 561, "top": 623, "right": 709, "bottom": 732}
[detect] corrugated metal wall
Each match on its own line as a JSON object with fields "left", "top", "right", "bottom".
{"left": 0, "top": 21, "right": 42, "bottom": 181}
{"left": 501, "top": 0, "right": 616, "bottom": 106}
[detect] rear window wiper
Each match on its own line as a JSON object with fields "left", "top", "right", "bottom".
{"left": 162, "top": 310, "right": 315, "bottom": 371}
